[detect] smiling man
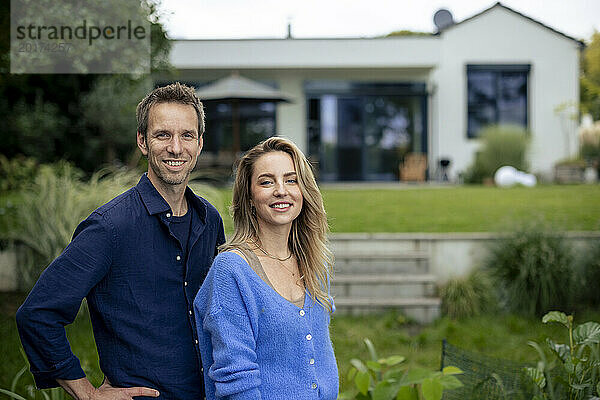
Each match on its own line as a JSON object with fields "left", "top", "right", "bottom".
{"left": 16, "top": 83, "right": 225, "bottom": 400}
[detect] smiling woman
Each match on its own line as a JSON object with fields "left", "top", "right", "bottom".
{"left": 194, "top": 137, "right": 338, "bottom": 399}
{"left": 250, "top": 151, "right": 303, "bottom": 231}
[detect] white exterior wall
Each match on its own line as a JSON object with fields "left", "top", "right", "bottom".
{"left": 168, "top": 5, "right": 580, "bottom": 180}
{"left": 433, "top": 7, "right": 581, "bottom": 179}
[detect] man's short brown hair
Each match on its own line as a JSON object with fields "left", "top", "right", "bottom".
{"left": 136, "top": 82, "right": 205, "bottom": 140}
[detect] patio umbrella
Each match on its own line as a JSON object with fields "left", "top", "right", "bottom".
{"left": 195, "top": 73, "right": 293, "bottom": 155}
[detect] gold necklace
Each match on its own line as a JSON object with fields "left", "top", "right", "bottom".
{"left": 252, "top": 240, "right": 293, "bottom": 262}
{"left": 276, "top": 258, "right": 299, "bottom": 277}
{"left": 248, "top": 240, "right": 302, "bottom": 281}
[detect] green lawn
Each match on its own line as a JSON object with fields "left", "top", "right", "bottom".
{"left": 2, "top": 293, "right": 598, "bottom": 397}
{"left": 215, "top": 184, "right": 600, "bottom": 233}
{"left": 324, "top": 184, "right": 600, "bottom": 232}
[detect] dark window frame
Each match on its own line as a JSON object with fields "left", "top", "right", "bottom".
{"left": 304, "top": 81, "right": 428, "bottom": 181}
{"left": 466, "top": 64, "right": 530, "bottom": 139}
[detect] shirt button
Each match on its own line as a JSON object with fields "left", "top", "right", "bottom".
{"left": 309, "top": 358, "right": 315, "bottom": 365}
{"left": 311, "top": 383, "right": 317, "bottom": 389}
{"left": 184, "top": 281, "right": 188, "bottom": 286}
{"left": 306, "top": 334, "right": 312, "bottom": 341}
{"left": 299, "top": 309, "right": 305, "bottom": 316}
{"left": 176, "top": 255, "right": 181, "bottom": 261}
{"left": 166, "top": 213, "right": 171, "bottom": 218}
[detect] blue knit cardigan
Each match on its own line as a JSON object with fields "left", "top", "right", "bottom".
{"left": 194, "top": 251, "right": 339, "bottom": 400}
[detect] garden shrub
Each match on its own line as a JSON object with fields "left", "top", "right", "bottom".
{"left": 0, "top": 155, "right": 38, "bottom": 192}
{"left": 464, "top": 125, "right": 530, "bottom": 184}
{"left": 440, "top": 269, "right": 497, "bottom": 319}
{"left": 579, "top": 120, "right": 600, "bottom": 166}
{"left": 575, "top": 240, "right": 600, "bottom": 309}
{"left": 484, "top": 221, "right": 574, "bottom": 317}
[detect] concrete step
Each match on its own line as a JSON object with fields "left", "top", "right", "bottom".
{"left": 334, "top": 296, "right": 441, "bottom": 324}
{"left": 330, "top": 234, "right": 431, "bottom": 254}
{"left": 332, "top": 273, "right": 437, "bottom": 298}
{"left": 333, "top": 251, "right": 430, "bottom": 274}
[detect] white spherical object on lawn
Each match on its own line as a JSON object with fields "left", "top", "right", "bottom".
{"left": 494, "top": 166, "right": 517, "bottom": 187}
{"left": 494, "top": 166, "right": 537, "bottom": 187}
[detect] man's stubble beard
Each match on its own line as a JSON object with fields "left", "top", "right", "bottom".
{"left": 150, "top": 157, "right": 198, "bottom": 186}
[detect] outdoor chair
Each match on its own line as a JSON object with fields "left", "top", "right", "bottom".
{"left": 399, "top": 153, "right": 427, "bottom": 182}
{"left": 440, "top": 340, "right": 536, "bottom": 400}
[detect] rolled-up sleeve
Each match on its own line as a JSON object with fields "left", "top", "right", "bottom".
{"left": 15, "top": 212, "right": 114, "bottom": 388}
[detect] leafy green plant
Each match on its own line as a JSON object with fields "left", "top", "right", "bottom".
{"left": 464, "top": 125, "right": 530, "bottom": 184}
{"left": 439, "top": 269, "right": 497, "bottom": 319}
{"left": 525, "top": 311, "right": 600, "bottom": 400}
{"left": 339, "top": 338, "right": 463, "bottom": 400}
{"left": 485, "top": 221, "right": 574, "bottom": 316}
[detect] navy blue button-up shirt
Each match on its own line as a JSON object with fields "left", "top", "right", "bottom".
{"left": 16, "top": 174, "right": 225, "bottom": 400}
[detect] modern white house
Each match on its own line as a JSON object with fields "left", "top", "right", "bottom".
{"left": 164, "top": 2, "right": 583, "bottom": 182}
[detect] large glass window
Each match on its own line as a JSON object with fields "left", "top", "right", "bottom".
{"left": 203, "top": 102, "right": 276, "bottom": 154}
{"left": 467, "top": 65, "right": 529, "bottom": 138}
{"left": 307, "top": 82, "right": 427, "bottom": 181}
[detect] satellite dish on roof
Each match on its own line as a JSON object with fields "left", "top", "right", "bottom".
{"left": 434, "top": 9, "right": 454, "bottom": 32}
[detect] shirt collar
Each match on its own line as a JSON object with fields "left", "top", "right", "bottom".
{"left": 135, "top": 173, "right": 207, "bottom": 223}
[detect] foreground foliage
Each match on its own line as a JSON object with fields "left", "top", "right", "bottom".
{"left": 2, "top": 290, "right": 600, "bottom": 398}
{"left": 526, "top": 311, "right": 600, "bottom": 400}
{"left": 339, "top": 339, "right": 463, "bottom": 400}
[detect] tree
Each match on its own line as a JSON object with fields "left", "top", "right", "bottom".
{"left": 0, "top": 0, "right": 172, "bottom": 171}
{"left": 581, "top": 31, "right": 600, "bottom": 120}
{"left": 81, "top": 76, "right": 151, "bottom": 165}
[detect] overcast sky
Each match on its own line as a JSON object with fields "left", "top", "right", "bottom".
{"left": 157, "top": 0, "right": 599, "bottom": 42}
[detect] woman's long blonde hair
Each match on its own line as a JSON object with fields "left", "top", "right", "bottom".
{"left": 221, "top": 136, "right": 334, "bottom": 312}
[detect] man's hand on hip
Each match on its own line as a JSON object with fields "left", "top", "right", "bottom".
{"left": 57, "top": 377, "right": 160, "bottom": 400}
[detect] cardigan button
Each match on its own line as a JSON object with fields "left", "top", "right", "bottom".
{"left": 166, "top": 213, "right": 171, "bottom": 218}
{"left": 299, "top": 310, "right": 305, "bottom": 316}
{"left": 306, "top": 334, "right": 312, "bottom": 341}
{"left": 176, "top": 255, "right": 181, "bottom": 261}
{"left": 311, "top": 383, "right": 317, "bottom": 389}
{"left": 309, "top": 358, "right": 315, "bottom": 365}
